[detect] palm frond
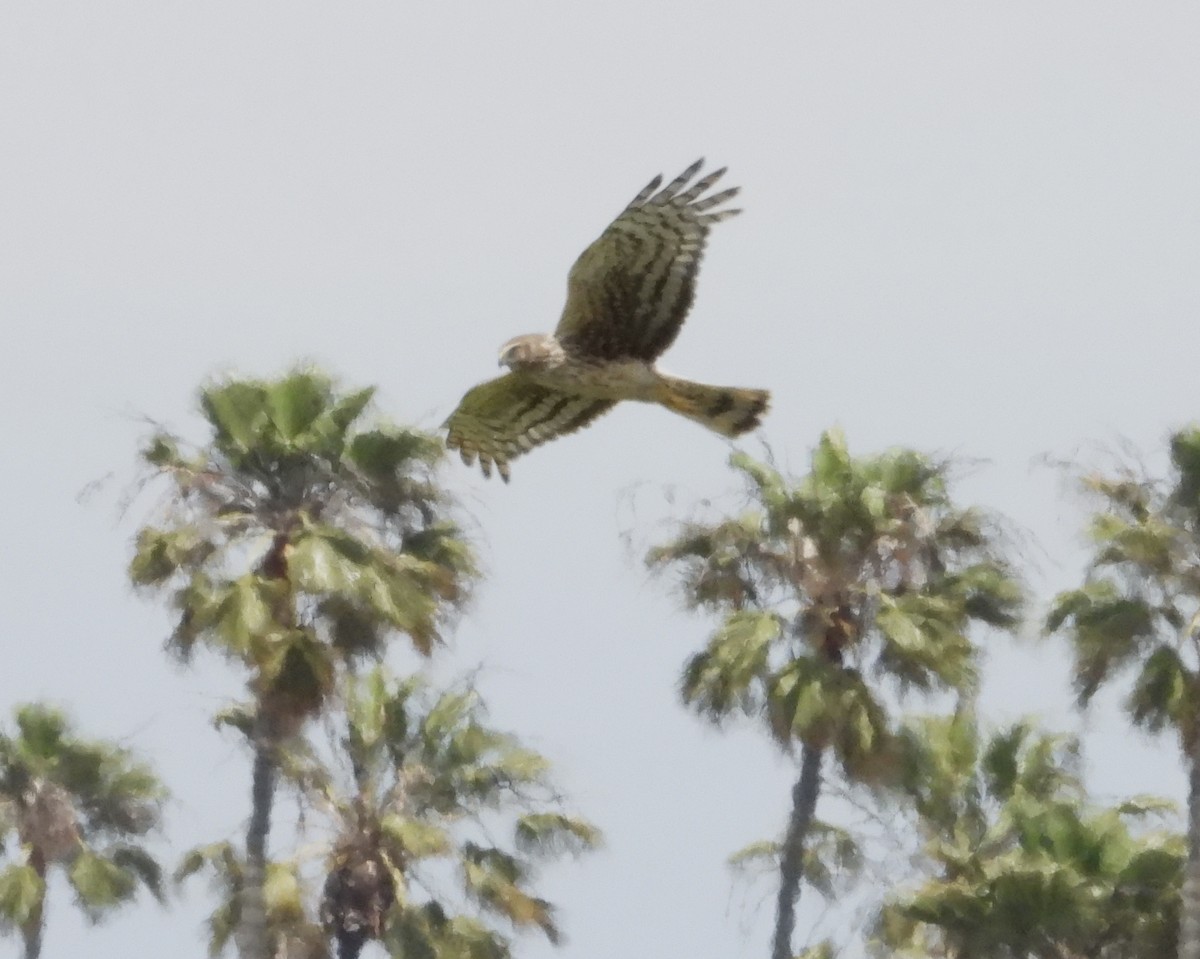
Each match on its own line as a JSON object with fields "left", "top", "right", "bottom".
{"left": 513, "top": 813, "right": 602, "bottom": 859}
{"left": 0, "top": 863, "right": 43, "bottom": 930}
{"left": 680, "top": 610, "right": 779, "bottom": 721}
{"left": 68, "top": 849, "right": 138, "bottom": 920}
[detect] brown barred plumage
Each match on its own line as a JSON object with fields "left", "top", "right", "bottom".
{"left": 444, "top": 160, "right": 768, "bottom": 481}
{"left": 444, "top": 378, "right": 613, "bottom": 482}
{"left": 555, "top": 158, "right": 741, "bottom": 361}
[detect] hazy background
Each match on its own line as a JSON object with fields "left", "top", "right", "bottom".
{"left": 2, "top": 3, "right": 1199, "bottom": 956}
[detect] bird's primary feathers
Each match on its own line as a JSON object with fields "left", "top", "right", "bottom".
{"left": 444, "top": 159, "right": 770, "bottom": 481}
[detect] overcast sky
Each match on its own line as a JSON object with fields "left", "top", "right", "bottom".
{"left": 3, "top": 3, "right": 1200, "bottom": 957}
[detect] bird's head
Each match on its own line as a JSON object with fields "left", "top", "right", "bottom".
{"left": 497, "top": 334, "right": 565, "bottom": 372}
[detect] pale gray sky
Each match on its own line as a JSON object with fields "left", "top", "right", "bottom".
{"left": 3, "top": 3, "right": 1200, "bottom": 956}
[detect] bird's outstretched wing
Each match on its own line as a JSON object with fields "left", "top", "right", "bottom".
{"left": 443, "top": 375, "right": 614, "bottom": 481}
{"left": 554, "top": 159, "right": 740, "bottom": 362}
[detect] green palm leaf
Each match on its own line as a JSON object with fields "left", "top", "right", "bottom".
{"left": 0, "top": 864, "right": 42, "bottom": 930}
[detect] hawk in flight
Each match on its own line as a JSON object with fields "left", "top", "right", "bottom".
{"left": 444, "top": 159, "right": 769, "bottom": 481}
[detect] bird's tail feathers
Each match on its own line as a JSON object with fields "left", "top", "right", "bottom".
{"left": 656, "top": 376, "right": 769, "bottom": 438}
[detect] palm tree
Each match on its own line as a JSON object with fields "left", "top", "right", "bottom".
{"left": 301, "top": 666, "right": 601, "bottom": 959}
{"left": 1046, "top": 426, "right": 1200, "bottom": 959}
{"left": 0, "top": 703, "right": 166, "bottom": 958}
{"left": 130, "top": 369, "right": 477, "bottom": 959}
{"left": 876, "top": 713, "right": 1182, "bottom": 959}
{"left": 647, "top": 430, "right": 1023, "bottom": 959}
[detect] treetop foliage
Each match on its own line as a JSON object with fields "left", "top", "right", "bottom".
{"left": 877, "top": 713, "right": 1182, "bottom": 959}
{"left": 129, "top": 369, "right": 479, "bottom": 731}
{"left": 648, "top": 430, "right": 1025, "bottom": 773}
{"left": 0, "top": 703, "right": 167, "bottom": 952}
{"left": 1047, "top": 425, "right": 1200, "bottom": 748}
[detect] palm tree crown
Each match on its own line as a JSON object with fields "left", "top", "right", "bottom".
{"left": 304, "top": 667, "right": 601, "bottom": 959}
{"left": 130, "top": 369, "right": 477, "bottom": 729}
{"left": 0, "top": 703, "right": 166, "bottom": 959}
{"left": 1047, "top": 429, "right": 1200, "bottom": 741}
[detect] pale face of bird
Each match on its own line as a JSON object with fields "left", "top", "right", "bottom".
{"left": 497, "top": 334, "right": 564, "bottom": 371}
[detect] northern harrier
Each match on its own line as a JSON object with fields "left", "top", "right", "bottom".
{"left": 444, "top": 160, "right": 769, "bottom": 481}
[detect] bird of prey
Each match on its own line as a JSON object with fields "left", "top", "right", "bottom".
{"left": 444, "top": 159, "right": 769, "bottom": 481}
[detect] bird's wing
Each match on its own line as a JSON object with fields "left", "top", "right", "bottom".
{"left": 443, "top": 374, "right": 614, "bottom": 481}
{"left": 553, "top": 159, "right": 740, "bottom": 362}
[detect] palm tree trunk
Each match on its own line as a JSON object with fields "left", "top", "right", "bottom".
{"left": 772, "top": 743, "right": 823, "bottom": 959}
{"left": 238, "top": 730, "right": 277, "bottom": 959}
{"left": 21, "top": 907, "right": 42, "bottom": 959}
{"left": 21, "top": 849, "right": 46, "bottom": 959}
{"left": 1180, "top": 746, "right": 1200, "bottom": 959}
{"left": 336, "top": 930, "right": 367, "bottom": 959}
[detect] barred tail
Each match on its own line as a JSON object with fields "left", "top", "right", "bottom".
{"left": 656, "top": 375, "right": 770, "bottom": 438}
